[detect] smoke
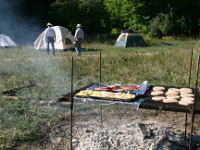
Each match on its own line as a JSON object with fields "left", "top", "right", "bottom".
{"left": 0, "top": 0, "right": 45, "bottom": 44}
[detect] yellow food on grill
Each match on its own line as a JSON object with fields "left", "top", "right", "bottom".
{"left": 91, "top": 91, "right": 103, "bottom": 97}
{"left": 119, "top": 93, "right": 126, "bottom": 98}
{"left": 126, "top": 93, "right": 135, "bottom": 99}
{"left": 76, "top": 90, "right": 90, "bottom": 96}
{"left": 76, "top": 90, "right": 135, "bottom": 99}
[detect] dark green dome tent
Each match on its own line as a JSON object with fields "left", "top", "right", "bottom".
{"left": 114, "top": 29, "right": 146, "bottom": 47}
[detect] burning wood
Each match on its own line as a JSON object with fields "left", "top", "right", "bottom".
{"left": 2, "top": 82, "right": 37, "bottom": 96}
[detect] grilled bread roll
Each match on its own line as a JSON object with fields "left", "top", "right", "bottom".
{"left": 180, "top": 88, "right": 192, "bottom": 92}
{"left": 165, "top": 91, "right": 179, "bottom": 96}
{"left": 181, "top": 97, "right": 194, "bottom": 102}
{"left": 153, "top": 86, "right": 165, "bottom": 91}
{"left": 152, "top": 96, "right": 165, "bottom": 101}
{"left": 181, "top": 94, "right": 195, "bottom": 98}
{"left": 180, "top": 90, "right": 193, "bottom": 94}
{"left": 163, "top": 98, "right": 178, "bottom": 103}
{"left": 168, "top": 88, "right": 180, "bottom": 92}
{"left": 179, "top": 100, "right": 194, "bottom": 106}
{"left": 151, "top": 91, "right": 164, "bottom": 96}
{"left": 166, "top": 95, "right": 181, "bottom": 100}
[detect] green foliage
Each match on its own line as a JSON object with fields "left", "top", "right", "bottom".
{"left": 111, "top": 28, "right": 122, "bottom": 34}
{"left": 149, "top": 13, "right": 173, "bottom": 38}
{"left": 49, "top": 0, "right": 80, "bottom": 29}
{"left": 121, "top": 0, "right": 161, "bottom": 33}
{"left": 103, "top": 0, "right": 126, "bottom": 29}
{"left": 79, "top": 0, "right": 111, "bottom": 33}
{"left": 49, "top": 0, "right": 110, "bottom": 33}
{"left": 16, "top": 0, "right": 200, "bottom": 38}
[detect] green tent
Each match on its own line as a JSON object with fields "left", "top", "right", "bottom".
{"left": 114, "top": 29, "right": 146, "bottom": 47}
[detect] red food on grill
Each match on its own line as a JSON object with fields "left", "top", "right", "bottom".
{"left": 121, "top": 84, "right": 141, "bottom": 90}
{"left": 93, "top": 84, "right": 142, "bottom": 91}
{"left": 93, "top": 84, "right": 120, "bottom": 90}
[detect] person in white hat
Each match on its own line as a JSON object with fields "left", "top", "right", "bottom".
{"left": 44, "top": 23, "right": 56, "bottom": 56}
{"left": 74, "top": 24, "right": 84, "bottom": 56}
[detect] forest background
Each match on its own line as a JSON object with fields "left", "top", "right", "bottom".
{"left": 1, "top": 0, "right": 200, "bottom": 44}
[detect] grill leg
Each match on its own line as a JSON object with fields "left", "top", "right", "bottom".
{"left": 184, "top": 112, "right": 188, "bottom": 139}
{"left": 101, "top": 105, "right": 103, "bottom": 129}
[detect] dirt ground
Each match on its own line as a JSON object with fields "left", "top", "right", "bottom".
{"left": 9, "top": 102, "right": 200, "bottom": 150}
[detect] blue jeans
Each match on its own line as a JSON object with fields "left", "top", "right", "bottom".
{"left": 46, "top": 37, "right": 55, "bottom": 56}
{"left": 75, "top": 38, "right": 82, "bottom": 55}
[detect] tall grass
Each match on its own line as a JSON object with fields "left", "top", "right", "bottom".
{"left": 0, "top": 37, "right": 200, "bottom": 148}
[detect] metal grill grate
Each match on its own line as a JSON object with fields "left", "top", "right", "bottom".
{"left": 57, "top": 84, "right": 200, "bottom": 114}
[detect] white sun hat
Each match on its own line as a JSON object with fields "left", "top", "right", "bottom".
{"left": 46, "top": 23, "right": 53, "bottom": 26}
{"left": 76, "top": 24, "right": 82, "bottom": 27}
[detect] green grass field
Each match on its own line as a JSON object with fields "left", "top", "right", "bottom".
{"left": 0, "top": 37, "right": 200, "bottom": 148}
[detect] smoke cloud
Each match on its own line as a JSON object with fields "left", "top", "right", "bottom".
{"left": 0, "top": 0, "right": 45, "bottom": 44}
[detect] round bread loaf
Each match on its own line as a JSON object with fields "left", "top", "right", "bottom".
{"left": 179, "top": 100, "right": 194, "bottom": 106}
{"left": 181, "top": 97, "right": 194, "bottom": 102}
{"left": 180, "top": 88, "right": 192, "bottom": 91}
{"left": 168, "top": 88, "right": 180, "bottom": 92}
{"left": 152, "top": 96, "right": 165, "bottom": 101}
{"left": 180, "top": 90, "right": 193, "bottom": 94}
{"left": 181, "top": 94, "right": 195, "bottom": 98}
{"left": 165, "top": 91, "right": 179, "bottom": 96}
{"left": 153, "top": 86, "right": 165, "bottom": 91}
{"left": 151, "top": 91, "right": 164, "bottom": 96}
{"left": 167, "top": 95, "right": 181, "bottom": 100}
{"left": 163, "top": 98, "right": 178, "bottom": 103}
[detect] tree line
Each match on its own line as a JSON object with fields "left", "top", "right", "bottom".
{"left": 23, "top": 0, "right": 200, "bottom": 39}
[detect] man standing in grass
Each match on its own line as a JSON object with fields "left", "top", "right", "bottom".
{"left": 74, "top": 24, "right": 84, "bottom": 56}
{"left": 45, "top": 23, "right": 56, "bottom": 56}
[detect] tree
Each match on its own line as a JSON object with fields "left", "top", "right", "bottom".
{"left": 79, "top": 0, "right": 111, "bottom": 34}
{"left": 13, "top": 0, "right": 200, "bottom": 38}
{"left": 22, "top": 0, "right": 55, "bottom": 24}
{"left": 149, "top": 13, "right": 173, "bottom": 39}
{"left": 169, "top": 0, "right": 200, "bottom": 37}
{"left": 48, "top": 0, "right": 80, "bottom": 29}
{"left": 122, "top": 0, "right": 167, "bottom": 34}
{"left": 116, "top": 0, "right": 200, "bottom": 38}
{"left": 49, "top": 0, "right": 109, "bottom": 34}
{"left": 103, "top": 0, "right": 127, "bottom": 30}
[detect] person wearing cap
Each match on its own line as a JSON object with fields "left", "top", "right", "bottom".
{"left": 74, "top": 24, "right": 84, "bottom": 56}
{"left": 44, "top": 23, "right": 56, "bottom": 56}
